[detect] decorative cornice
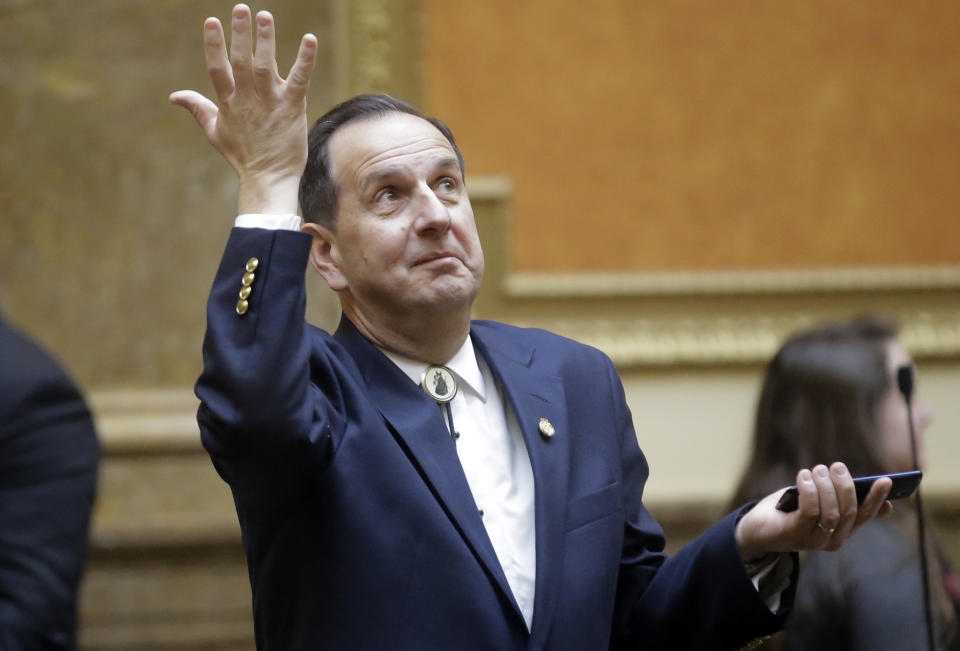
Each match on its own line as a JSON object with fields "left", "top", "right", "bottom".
{"left": 89, "top": 388, "right": 200, "bottom": 453}
{"left": 349, "top": 0, "right": 392, "bottom": 92}
{"left": 467, "top": 175, "right": 960, "bottom": 367}
{"left": 87, "top": 388, "right": 238, "bottom": 549}
{"left": 513, "top": 311, "right": 960, "bottom": 368}
{"left": 505, "top": 265, "right": 960, "bottom": 297}
{"left": 333, "top": 0, "right": 422, "bottom": 105}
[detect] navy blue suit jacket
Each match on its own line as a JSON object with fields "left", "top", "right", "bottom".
{"left": 197, "top": 228, "right": 787, "bottom": 650}
{"left": 0, "top": 315, "right": 99, "bottom": 650}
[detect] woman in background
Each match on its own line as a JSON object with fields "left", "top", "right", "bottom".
{"left": 730, "top": 317, "right": 960, "bottom": 650}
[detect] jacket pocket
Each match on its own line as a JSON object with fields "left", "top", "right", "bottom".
{"left": 565, "top": 481, "right": 621, "bottom": 532}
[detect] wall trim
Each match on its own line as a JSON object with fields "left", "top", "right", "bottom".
{"left": 332, "top": 0, "right": 422, "bottom": 105}
{"left": 501, "top": 311, "right": 960, "bottom": 367}
{"left": 505, "top": 265, "right": 960, "bottom": 297}
{"left": 468, "top": 175, "right": 960, "bottom": 368}
{"left": 90, "top": 388, "right": 200, "bottom": 453}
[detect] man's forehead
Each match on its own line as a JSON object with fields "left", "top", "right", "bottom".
{"left": 328, "top": 113, "right": 456, "bottom": 181}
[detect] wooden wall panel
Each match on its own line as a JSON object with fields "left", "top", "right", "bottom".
{"left": 423, "top": 1, "right": 960, "bottom": 272}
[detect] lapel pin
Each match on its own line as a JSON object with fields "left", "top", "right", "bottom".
{"left": 422, "top": 365, "right": 458, "bottom": 404}
{"left": 538, "top": 417, "right": 555, "bottom": 439}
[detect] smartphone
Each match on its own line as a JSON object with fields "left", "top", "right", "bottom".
{"left": 775, "top": 470, "right": 922, "bottom": 512}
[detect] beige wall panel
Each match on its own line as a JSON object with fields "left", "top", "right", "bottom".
{"left": 0, "top": 0, "right": 341, "bottom": 389}
{"left": 628, "top": 360, "right": 960, "bottom": 564}
{"left": 625, "top": 360, "right": 960, "bottom": 507}
{"left": 423, "top": 1, "right": 960, "bottom": 272}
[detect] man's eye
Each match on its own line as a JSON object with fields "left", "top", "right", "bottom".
{"left": 377, "top": 189, "right": 398, "bottom": 202}
{"left": 437, "top": 178, "right": 456, "bottom": 192}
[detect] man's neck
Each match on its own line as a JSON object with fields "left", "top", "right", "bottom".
{"left": 343, "top": 303, "right": 472, "bottom": 365}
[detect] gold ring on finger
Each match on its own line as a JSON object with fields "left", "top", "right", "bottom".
{"left": 816, "top": 521, "right": 836, "bottom": 534}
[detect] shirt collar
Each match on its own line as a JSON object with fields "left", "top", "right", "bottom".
{"left": 381, "top": 335, "right": 487, "bottom": 402}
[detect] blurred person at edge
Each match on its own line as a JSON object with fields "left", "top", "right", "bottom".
{"left": 0, "top": 312, "right": 100, "bottom": 650}
{"left": 730, "top": 317, "right": 960, "bottom": 650}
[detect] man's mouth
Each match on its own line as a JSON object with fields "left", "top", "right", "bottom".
{"left": 415, "top": 252, "right": 459, "bottom": 266}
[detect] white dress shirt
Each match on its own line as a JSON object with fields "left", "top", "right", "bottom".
{"left": 383, "top": 338, "right": 537, "bottom": 629}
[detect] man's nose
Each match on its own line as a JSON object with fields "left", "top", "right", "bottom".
{"left": 413, "top": 185, "right": 452, "bottom": 234}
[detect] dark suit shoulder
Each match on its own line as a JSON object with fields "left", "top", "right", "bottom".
{"left": 471, "top": 319, "right": 611, "bottom": 358}
{"left": 0, "top": 318, "right": 88, "bottom": 426}
{"left": 0, "top": 317, "right": 98, "bottom": 649}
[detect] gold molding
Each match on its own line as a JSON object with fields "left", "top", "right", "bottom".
{"left": 89, "top": 388, "right": 200, "bottom": 453}
{"left": 508, "top": 311, "right": 960, "bottom": 368}
{"left": 332, "top": 0, "right": 423, "bottom": 105}
{"left": 87, "top": 388, "right": 238, "bottom": 549}
{"left": 505, "top": 266, "right": 960, "bottom": 297}
{"left": 467, "top": 175, "right": 960, "bottom": 367}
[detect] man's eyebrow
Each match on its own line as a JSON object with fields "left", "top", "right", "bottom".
{"left": 433, "top": 156, "right": 460, "bottom": 172}
{"left": 359, "top": 167, "right": 403, "bottom": 195}
{"left": 429, "top": 157, "right": 464, "bottom": 181}
{"left": 359, "top": 157, "right": 462, "bottom": 194}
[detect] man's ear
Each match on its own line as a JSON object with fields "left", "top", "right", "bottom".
{"left": 301, "top": 222, "right": 348, "bottom": 291}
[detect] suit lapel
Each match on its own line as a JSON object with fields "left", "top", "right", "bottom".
{"left": 472, "top": 324, "right": 570, "bottom": 643}
{"left": 333, "top": 318, "right": 523, "bottom": 623}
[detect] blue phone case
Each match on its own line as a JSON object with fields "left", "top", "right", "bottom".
{"left": 775, "top": 470, "right": 922, "bottom": 512}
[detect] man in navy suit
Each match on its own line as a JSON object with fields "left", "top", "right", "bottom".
{"left": 172, "top": 5, "right": 894, "bottom": 649}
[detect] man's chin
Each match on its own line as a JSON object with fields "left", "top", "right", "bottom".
{"left": 414, "top": 280, "right": 480, "bottom": 311}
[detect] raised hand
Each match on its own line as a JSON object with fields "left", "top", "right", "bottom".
{"left": 170, "top": 4, "right": 317, "bottom": 214}
{"left": 734, "top": 461, "right": 893, "bottom": 562}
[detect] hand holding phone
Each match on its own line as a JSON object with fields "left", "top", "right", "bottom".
{"left": 775, "top": 470, "right": 922, "bottom": 512}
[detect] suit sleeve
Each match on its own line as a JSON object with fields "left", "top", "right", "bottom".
{"left": 0, "top": 322, "right": 100, "bottom": 650}
{"left": 605, "top": 356, "right": 792, "bottom": 650}
{"left": 195, "top": 227, "right": 345, "bottom": 510}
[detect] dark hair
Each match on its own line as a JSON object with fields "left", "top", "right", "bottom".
{"left": 729, "top": 317, "right": 899, "bottom": 508}
{"left": 298, "top": 93, "right": 466, "bottom": 229}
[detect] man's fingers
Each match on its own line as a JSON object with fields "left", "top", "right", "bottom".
{"left": 229, "top": 4, "right": 255, "bottom": 91}
{"left": 284, "top": 33, "right": 318, "bottom": 99}
{"left": 169, "top": 91, "right": 220, "bottom": 141}
{"left": 253, "top": 11, "right": 280, "bottom": 93}
{"left": 795, "top": 464, "right": 839, "bottom": 548}
{"left": 812, "top": 464, "right": 841, "bottom": 531}
{"left": 794, "top": 468, "right": 818, "bottom": 520}
{"left": 203, "top": 18, "right": 234, "bottom": 102}
{"left": 829, "top": 462, "right": 857, "bottom": 540}
{"left": 877, "top": 500, "right": 894, "bottom": 518}
{"left": 855, "top": 476, "right": 892, "bottom": 528}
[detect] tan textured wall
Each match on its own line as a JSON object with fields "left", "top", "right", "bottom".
{"left": 423, "top": 1, "right": 960, "bottom": 272}
{"left": 0, "top": 0, "right": 341, "bottom": 390}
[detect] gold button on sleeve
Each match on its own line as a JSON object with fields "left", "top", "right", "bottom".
{"left": 236, "top": 299, "right": 249, "bottom": 315}
{"left": 239, "top": 285, "right": 252, "bottom": 300}
{"left": 245, "top": 257, "right": 259, "bottom": 272}
{"left": 241, "top": 271, "right": 256, "bottom": 286}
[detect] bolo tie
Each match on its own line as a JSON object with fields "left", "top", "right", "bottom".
{"left": 421, "top": 365, "right": 460, "bottom": 443}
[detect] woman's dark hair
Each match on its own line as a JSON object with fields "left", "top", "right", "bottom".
{"left": 730, "top": 317, "right": 899, "bottom": 508}
{"left": 298, "top": 93, "right": 465, "bottom": 229}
